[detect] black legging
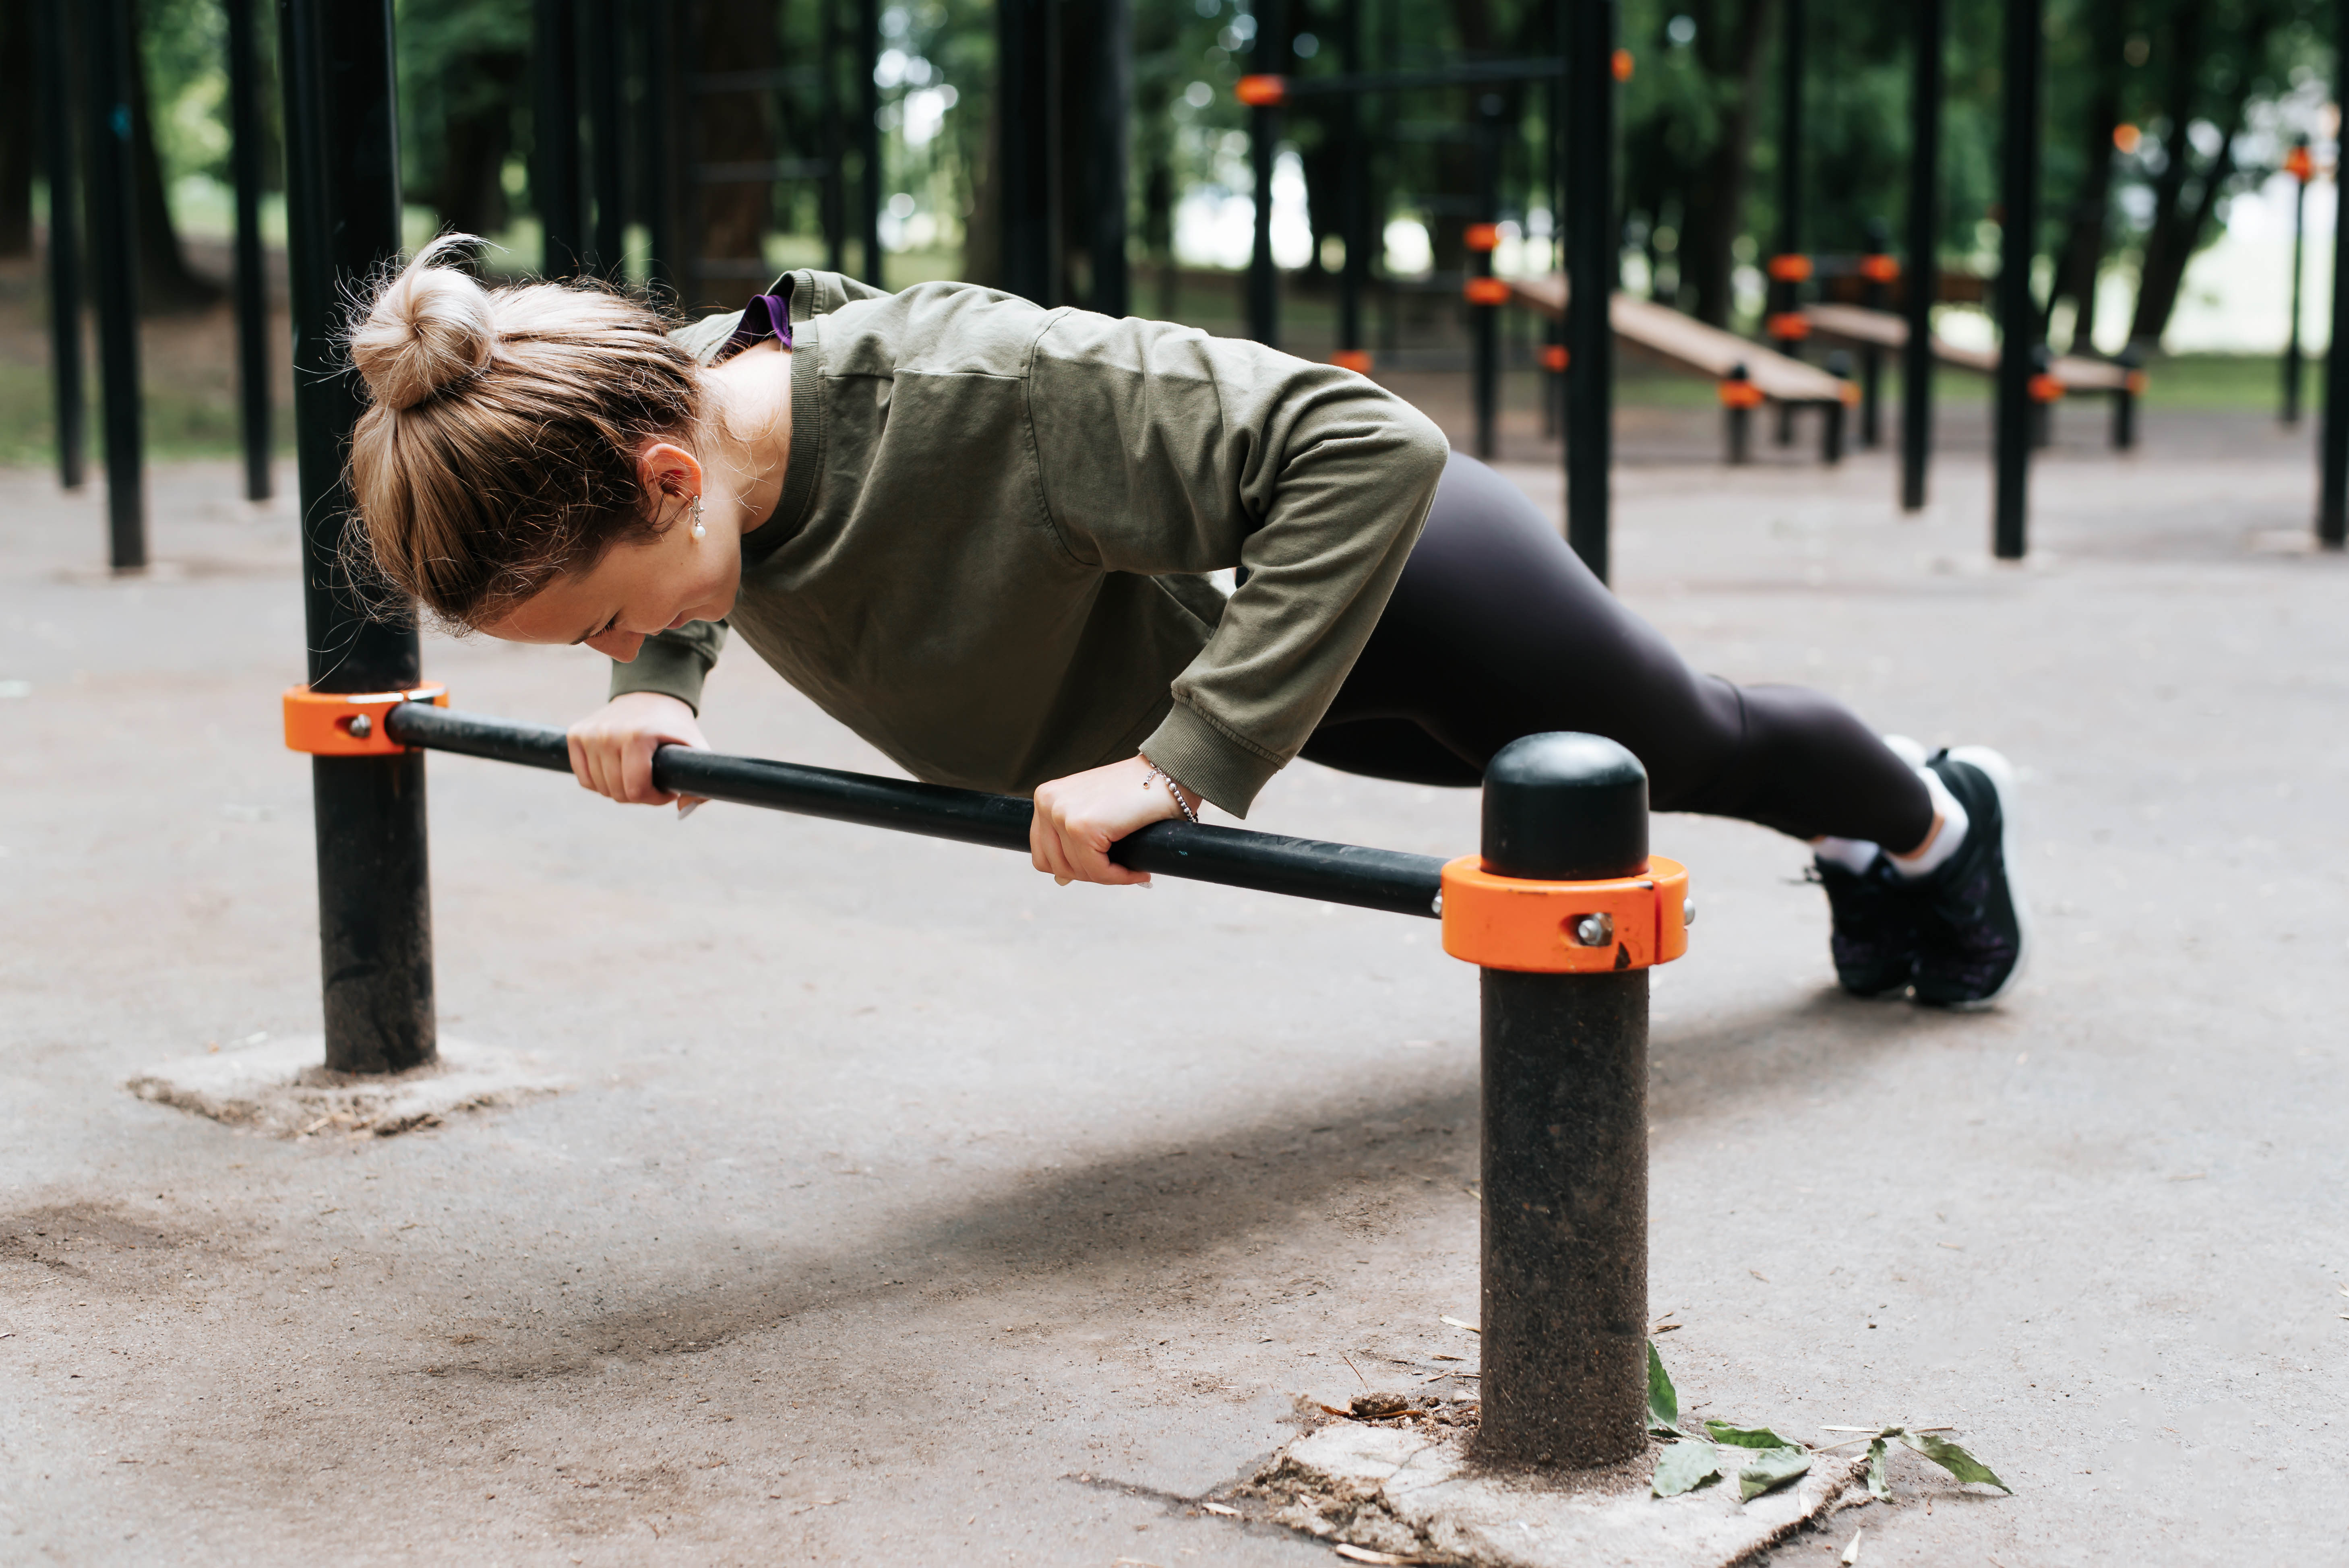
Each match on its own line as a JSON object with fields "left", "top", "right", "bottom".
{"left": 1301, "top": 452, "right": 1933, "bottom": 848}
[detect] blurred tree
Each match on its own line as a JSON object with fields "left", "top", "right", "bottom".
{"left": 2125, "top": 0, "right": 2292, "bottom": 346}
{"left": 2041, "top": 0, "right": 2132, "bottom": 350}
{"left": 397, "top": 0, "right": 530, "bottom": 240}
{"left": 129, "top": 0, "right": 225, "bottom": 311}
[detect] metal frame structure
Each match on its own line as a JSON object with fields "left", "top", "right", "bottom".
{"left": 81, "top": 0, "right": 146, "bottom": 572}
{"left": 34, "top": 0, "right": 84, "bottom": 496}
{"left": 1992, "top": 0, "right": 2043, "bottom": 560}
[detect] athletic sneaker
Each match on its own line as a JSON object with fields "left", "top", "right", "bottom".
{"left": 1910, "top": 747, "right": 2029, "bottom": 1008}
{"left": 1810, "top": 854, "right": 1921, "bottom": 998}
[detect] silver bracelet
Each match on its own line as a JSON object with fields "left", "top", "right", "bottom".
{"left": 1138, "top": 756, "right": 1201, "bottom": 824}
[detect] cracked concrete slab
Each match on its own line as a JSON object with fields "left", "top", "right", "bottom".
{"left": 125, "top": 1035, "right": 568, "bottom": 1137}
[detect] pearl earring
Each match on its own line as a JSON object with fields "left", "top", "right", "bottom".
{"left": 689, "top": 495, "right": 706, "bottom": 541}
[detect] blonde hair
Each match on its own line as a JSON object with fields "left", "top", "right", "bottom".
{"left": 345, "top": 234, "right": 703, "bottom": 629}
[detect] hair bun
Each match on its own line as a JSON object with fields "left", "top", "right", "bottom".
{"left": 350, "top": 234, "right": 496, "bottom": 410}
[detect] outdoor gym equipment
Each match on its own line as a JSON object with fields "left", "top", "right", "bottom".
{"left": 283, "top": 688, "right": 1691, "bottom": 1469}
{"left": 277, "top": 0, "right": 1690, "bottom": 1473}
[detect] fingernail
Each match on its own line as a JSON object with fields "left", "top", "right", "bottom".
{"left": 677, "top": 799, "right": 702, "bottom": 820}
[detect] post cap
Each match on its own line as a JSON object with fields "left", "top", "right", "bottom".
{"left": 1481, "top": 732, "right": 1648, "bottom": 881}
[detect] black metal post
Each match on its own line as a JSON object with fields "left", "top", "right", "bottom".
{"left": 584, "top": 0, "right": 626, "bottom": 278}
{"left": 1860, "top": 215, "right": 1889, "bottom": 448}
{"left": 533, "top": 0, "right": 584, "bottom": 277}
{"left": 1474, "top": 732, "right": 1650, "bottom": 1468}
{"left": 80, "top": 0, "right": 145, "bottom": 571}
{"left": 1091, "top": 0, "right": 1132, "bottom": 316}
{"left": 1992, "top": 0, "right": 2042, "bottom": 560}
{"left": 1901, "top": 0, "right": 1943, "bottom": 512}
{"left": 1247, "top": 0, "right": 1288, "bottom": 346}
{"left": 2112, "top": 343, "right": 2139, "bottom": 450}
{"left": 823, "top": 0, "right": 846, "bottom": 274}
{"left": 35, "top": 0, "right": 85, "bottom": 493}
{"left": 858, "top": 0, "right": 883, "bottom": 285}
{"left": 1337, "top": 0, "right": 1365, "bottom": 359}
{"left": 2285, "top": 137, "right": 2310, "bottom": 425}
{"left": 642, "top": 0, "right": 679, "bottom": 299}
{"left": 1472, "top": 93, "right": 1501, "bottom": 460}
{"left": 225, "top": 0, "right": 273, "bottom": 501}
{"left": 1724, "top": 365, "right": 1753, "bottom": 465}
{"left": 1771, "top": 0, "right": 1804, "bottom": 448}
{"left": 280, "top": 0, "right": 436, "bottom": 1075}
{"left": 1823, "top": 350, "right": 1850, "bottom": 463}
{"left": 999, "top": 0, "right": 1058, "bottom": 305}
{"left": 2325, "top": 0, "right": 2349, "bottom": 547}
{"left": 1564, "top": 0, "right": 1615, "bottom": 580}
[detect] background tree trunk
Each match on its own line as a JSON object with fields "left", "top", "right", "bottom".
{"left": 129, "top": 0, "right": 222, "bottom": 313}
{"left": 2045, "top": 0, "right": 2129, "bottom": 351}
{"left": 1679, "top": 0, "right": 1777, "bottom": 326}
{"left": 692, "top": 0, "right": 779, "bottom": 304}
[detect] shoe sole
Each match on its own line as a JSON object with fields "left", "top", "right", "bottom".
{"left": 1930, "top": 745, "right": 2031, "bottom": 1009}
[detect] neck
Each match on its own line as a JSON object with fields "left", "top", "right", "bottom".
{"left": 699, "top": 342, "right": 794, "bottom": 540}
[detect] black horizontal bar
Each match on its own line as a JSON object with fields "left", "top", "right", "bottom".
{"left": 1280, "top": 57, "right": 1563, "bottom": 99}
{"left": 386, "top": 705, "right": 1447, "bottom": 920}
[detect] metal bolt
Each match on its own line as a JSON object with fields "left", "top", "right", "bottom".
{"left": 1681, "top": 897, "right": 1696, "bottom": 927}
{"left": 1570, "top": 912, "right": 1614, "bottom": 947}
{"left": 1431, "top": 892, "right": 1445, "bottom": 917}
{"left": 345, "top": 714, "right": 372, "bottom": 739}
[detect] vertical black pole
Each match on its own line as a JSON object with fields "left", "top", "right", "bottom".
{"left": 1859, "top": 215, "right": 1888, "bottom": 449}
{"left": 1993, "top": 0, "right": 2042, "bottom": 560}
{"left": 1091, "top": 0, "right": 1132, "bottom": 316}
{"left": 533, "top": 0, "right": 584, "bottom": 277}
{"left": 858, "top": 0, "right": 883, "bottom": 285}
{"left": 999, "top": 0, "right": 1058, "bottom": 305}
{"left": 1770, "top": 0, "right": 1805, "bottom": 447}
{"left": 279, "top": 0, "right": 435, "bottom": 1076}
{"left": 35, "top": 0, "right": 85, "bottom": 494}
{"left": 1472, "top": 93, "right": 1501, "bottom": 460}
{"left": 2325, "top": 0, "right": 2349, "bottom": 545}
{"left": 1476, "top": 732, "right": 1649, "bottom": 1469}
{"left": 1565, "top": 0, "right": 1615, "bottom": 581}
{"left": 2285, "top": 138, "right": 2309, "bottom": 425}
{"left": 1337, "top": 0, "right": 1364, "bottom": 359}
{"left": 823, "top": 0, "right": 845, "bottom": 274}
{"left": 81, "top": 0, "right": 145, "bottom": 571}
{"left": 1900, "top": 0, "right": 1944, "bottom": 513}
{"left": 643, "top": 0, "right": 679, "bottom": 300}
{"left": 1247, "top": 0, "right": 1288, "bottom": 346}
{"left": 584, "top": 0, "right": 626, "bottom": 278}
{"left": 226, "top": 0, "right": 273, "bottom": 502}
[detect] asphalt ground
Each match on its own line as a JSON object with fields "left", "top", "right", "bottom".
{"left": 3, "top": 409, "right": 2346, "bottom": 1566}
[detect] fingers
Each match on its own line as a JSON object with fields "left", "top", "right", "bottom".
{"left": 619, "top": 733, "right": 677, "bottom": 806}
{"left": 1030, "top": 788, "right": 1152, "bottom": 888}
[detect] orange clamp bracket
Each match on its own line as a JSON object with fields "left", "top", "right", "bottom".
{"left": 2027, "top": 372, "right": 2065, "bottom": 404}
{"left": 1612, "top": 47, "right": 1635, "bottom": 82}
{"left": 1858, "top": 253, "right": 1901, "bottom": 283}
{"left": 283, "top": 683, "right": 449, "bottom": 757}
{"left": 1330, "top": 348, "right": 1375, "bottom": 374}
{"left": 2124, "top": 370, "right": 2148, "bottom": 395}
{"left": 1463, "top": 222, "right": 1502, "bottom": 253}
{"left": 2286, "top": 145, "right": 2316, "bottom": 182}
{"left": 1766, "top": 253, "right": 1813, "bottom": 283}
{"left": 1540, "top": 344, "right": 1570, "bottom": 373}
{"left": 1718, "top": 378, "right": 1766, "bottom": 409}
{"left": 1235, "top": 74, "right": 1287, "bottom": 107}
{"left": 1441, "top": 855, "right": 1688, "bottom": 973}
{"left": 1765, "top": 311, "right": 1810, "bottom": 341}
{"left": 1464, "top": 276, "right": 1511, "bottom": 306}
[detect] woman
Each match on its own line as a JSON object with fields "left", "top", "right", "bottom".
{"left": 346, "top": 238, "right": 2024, "bottom": 1007}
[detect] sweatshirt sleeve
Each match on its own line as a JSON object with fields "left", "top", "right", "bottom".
{"left": 608, "top": 620, "right": 728, "bottom": 714}
{"left": 1025, "top": 313, "right": 1449, "bottom": 816}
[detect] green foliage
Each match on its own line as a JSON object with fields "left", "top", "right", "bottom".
{"left": 1646, "top": 1339, "right": 1681, "bottom": 1436}
{"left": 1651, "top": 1439, "right": 1724, "bottom": 1497}
{"left": 1733, "top": 1446, "right": 1812, "bottom": 1501}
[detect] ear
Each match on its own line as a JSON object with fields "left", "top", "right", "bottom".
{"left": 635, "top": 440, "right": 705, "bottom": 513}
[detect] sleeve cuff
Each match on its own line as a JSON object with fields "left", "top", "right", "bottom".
{"left": 1138, "top": 701, "right": 1285, "bottom": 820}
{"left": 608, "top": 635, "right": 713, "bottom": 714}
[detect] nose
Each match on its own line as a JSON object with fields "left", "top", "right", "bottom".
{"left": 586, "top": 629, "right": 647, "bottom": 663}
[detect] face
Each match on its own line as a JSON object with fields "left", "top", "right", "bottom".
{"left": 481, "top": 504, "right": 740, "bottom": 662}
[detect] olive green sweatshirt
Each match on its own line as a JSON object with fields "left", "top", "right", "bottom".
{"left": 612, "top": 269, "right": 1447, "bottom": 817}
